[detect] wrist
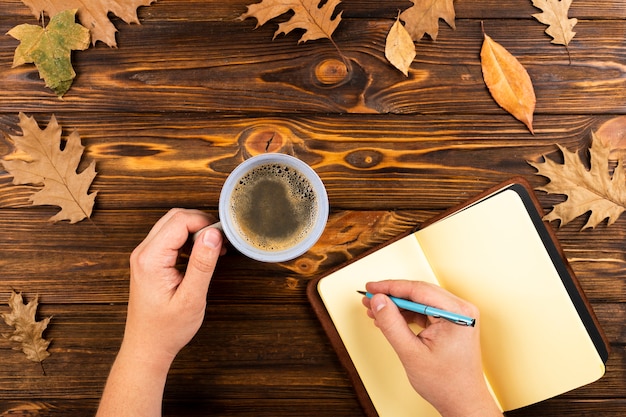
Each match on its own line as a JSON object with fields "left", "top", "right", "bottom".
{"left": 118, "top": 337, "right": 177, "bottom": 376}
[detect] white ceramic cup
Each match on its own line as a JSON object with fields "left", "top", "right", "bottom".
{"left": 197, "top": 153, "right": 328, "bottom": 262}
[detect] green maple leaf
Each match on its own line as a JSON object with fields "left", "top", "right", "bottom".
{"left": 7, "top": 9, "right": 90, "bottom": 96}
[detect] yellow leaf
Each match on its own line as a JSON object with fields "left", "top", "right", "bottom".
{"left": 531, "top": 0, "right": 577, "bottom": 46}
{"left": 239, "top": 0, "right": 342, "bottom": 44}
{"left": 385, "top": 15, "right": 416, "bottom": 76}
{"left": 1, "top": 113, "right": 97, "bottom": 223}
{"left": 400, "top": 0, "right": 456, "bottom": 42}
{"left": 480, "top": 33, "right": 536, "bottom": 134}
{"left": 20, "top": 0, "right": 156, "bottom": 47}
{"left": 1, "top": 291, "right": 52, "bottom": 364}
{"left": 528, "top": 133, "right": 626, "bottom": 229}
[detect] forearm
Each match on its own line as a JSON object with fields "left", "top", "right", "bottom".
{"left": 96, "top": 342, "right": 175, "bottom": 417}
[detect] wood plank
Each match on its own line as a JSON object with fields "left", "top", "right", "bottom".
{"left": 0, "top": 113, "right": 615, "bottom": 211}
{"left": 0, "top": 19, "right": 625, "bottom": 114}
{"left": 1, "top": 208, "right": 625, "bottom": 303}
{"left": 1, "top": 1, "right": 624, "bottom": 415}
{"left": 0, "top": 302, "right": 623, "bottom": 411}
{"left": 1, "top": 0, "right": 625, "bottom": 21}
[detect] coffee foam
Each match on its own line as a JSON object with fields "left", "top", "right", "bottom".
{"left": 230, "top": 163, "right": 318, "bottom": 252}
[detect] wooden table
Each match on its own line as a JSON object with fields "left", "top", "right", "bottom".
{"left": 1, "top": 1, "right": 624, "bottom": 415}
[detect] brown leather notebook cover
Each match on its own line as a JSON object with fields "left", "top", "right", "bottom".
{"left": 307, "top": 176, "right": 609, "bottom": 417}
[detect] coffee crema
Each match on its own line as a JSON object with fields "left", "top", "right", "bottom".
{"left": 229, "top": 163, "right": 318, "bottom": 252}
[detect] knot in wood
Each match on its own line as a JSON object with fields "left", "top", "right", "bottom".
{"left": 345, "top": 149, "right": 383, "bottom": 169}
{"left": 314, "top": 59, "right": 349, "bottom": 86}
{"left": 242, "top": 129, "right": 285, "bottom": 155}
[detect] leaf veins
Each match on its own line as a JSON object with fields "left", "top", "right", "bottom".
{"left": 8, "top": 9, "right": 90, "bottom": 97}
{"left": 1, "top": 113, "right": 98, "bottom": 224}
{"left": 400, "top": 0, "right": 456, "bottom": 42}
{"left": 480, "top": 32, "right": 536, "bottom": 134}
{"left": 239, "top": 0, "right": 343, "bottom": 44}
{"left": 19, "top": 0, "right": 156, "bottom": 47}
{"left": 528, "top": 133, "right": 626, "bottom": 229}
{"left": 1, "top": 291, "right": 52, "bottom": 366}
{"left": 531, "top": 0, "right": 577, "bottom": 47}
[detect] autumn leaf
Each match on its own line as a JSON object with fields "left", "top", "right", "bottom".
{"left": 20, "top": 0, "right": 156, "bottom": 47}
{"left": 531, "top": 0, "right": 577, "bottom": 47}
{"left": 1, "top": 291, "right": 52, "bottom": 365}
{"left": 596, "top": 116, "right": 626, "bottom": 160}
{"left": 386, "top": 14, "right": 416, "bottom": 76}
{"left": 400, "top": 0, "right": 456, "bottom": 42}
{"left": 8, "top": 9, "right": 90, "bottom": 97}
{"left": 480, "top": 32, "right": 536, "bottom": 134}
{"left": 239, "top": 0, "right": 343, "bottom": 44}
{"left": 528, "top": 133, "right": 626, "bottom": 229}
{"left": 1, "top": 113, "right": 97, "bottom": 223}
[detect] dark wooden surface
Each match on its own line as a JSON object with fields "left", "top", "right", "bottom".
{"left": 1, "top": 1, "right": 625, "bottom": 415}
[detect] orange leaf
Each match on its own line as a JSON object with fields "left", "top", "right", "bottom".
{"left": 481, "top": 33, "right": 536, "bottom": 134}
{"left": 596, "top": 116, "right": 626, "bottom": 160}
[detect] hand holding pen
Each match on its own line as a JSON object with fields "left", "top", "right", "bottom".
{"left": 361, "top": 280, "right": 503, "bottom": 417}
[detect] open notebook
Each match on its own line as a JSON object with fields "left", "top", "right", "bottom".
{"left": 307, "top": 178, "right": 609, "bottom": 417}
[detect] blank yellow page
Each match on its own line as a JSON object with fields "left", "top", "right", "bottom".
{"left": 415, "top": 189, "right": 605, "bottom": 411}
{"left": 318, "top": 234, "right": 441, "bottom": 417}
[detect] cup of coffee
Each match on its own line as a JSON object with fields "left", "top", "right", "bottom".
{"left": 213, "top": 153, "right": 328, "bottom": 262}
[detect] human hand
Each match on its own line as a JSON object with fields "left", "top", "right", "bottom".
{"left": 362, "top": 280, "right": 502, "bottom": 417}
{"left": 123, "top": 208, "right": 224, "bottom": 365}
{"left": 97, "top": 209, "right": 224, "bottom": 417}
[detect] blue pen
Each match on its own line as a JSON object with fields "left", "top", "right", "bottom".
{"left": 358, "top": 291, "right": 475, "bottom": 327}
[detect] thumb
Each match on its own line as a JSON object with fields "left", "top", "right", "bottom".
{"left": 179, "top": 227, "right": 223, "bottom": 301}
{"left": 371, "top": 294, "right": 421, "bottom": 359}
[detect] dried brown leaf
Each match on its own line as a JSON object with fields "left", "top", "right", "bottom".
{"left": 20, "top": 0, "right": 156, "bottom": 47}
{"left": 1, "top": 113, "right": 97, "bottom": 223}
{"left": 531, "top": 0, "right": 577, "bottom": 46}
{"left": 2, "top": 291, "right": 52, "bottom": 364}
{"left": 399, "top": 0, "right": 456, "bottom": 42}
{"left": 596, "top": 116, "right": 626, "bottom": 160}
{"left": 239, "top": 0, "right": 342, "bottom": 44}
{"left": 528, "top": 133, "right": 626, "bottom": 229}
{"left": 480, "top": 33, "right": 536, "bottom": 134}
{"left": 385, "top": 15, "right": 416, "bottom": 76}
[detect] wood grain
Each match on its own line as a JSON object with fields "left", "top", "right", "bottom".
{"left": 0, "top": 1, "right": 624, "bottom": 416}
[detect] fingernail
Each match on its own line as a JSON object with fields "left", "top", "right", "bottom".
{"left": 372, "top": 295, "right": 387, "bottom": 313}
{"left": 202, "top": 228, "right": 222, "bottom": 249}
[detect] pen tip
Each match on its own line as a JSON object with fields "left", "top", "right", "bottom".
{"left": 356, "top": 290, "right": 366, "bottom": 295}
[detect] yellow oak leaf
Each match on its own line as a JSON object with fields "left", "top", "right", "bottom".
{"left": 1, "top": 291, "right": 52, "bottom": 365}
{"left": 1, "top": 113, "right": 97, "bottom": 224}
{"left": 531, "top": 0, "right": 577, "bottom": 46}
{"left": 239, "top": 0, "right": 343, "bottom": 44}
{"left": 528, "top": 133, "right": 626, "bottom": 229}
{"left": 8, "top": 9, "right": 90, "bottom": 97}
{"left": 20, "top": 0, "right": 156, "bottom": 47}
{"left": 480, "top": 32, "right": 536, "bottom": 134}
{"left": 400, "top": 0, "right": 456, "bottom": 42}
{"left": 385, "top": 14, "right": 416, "bottom": 76}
